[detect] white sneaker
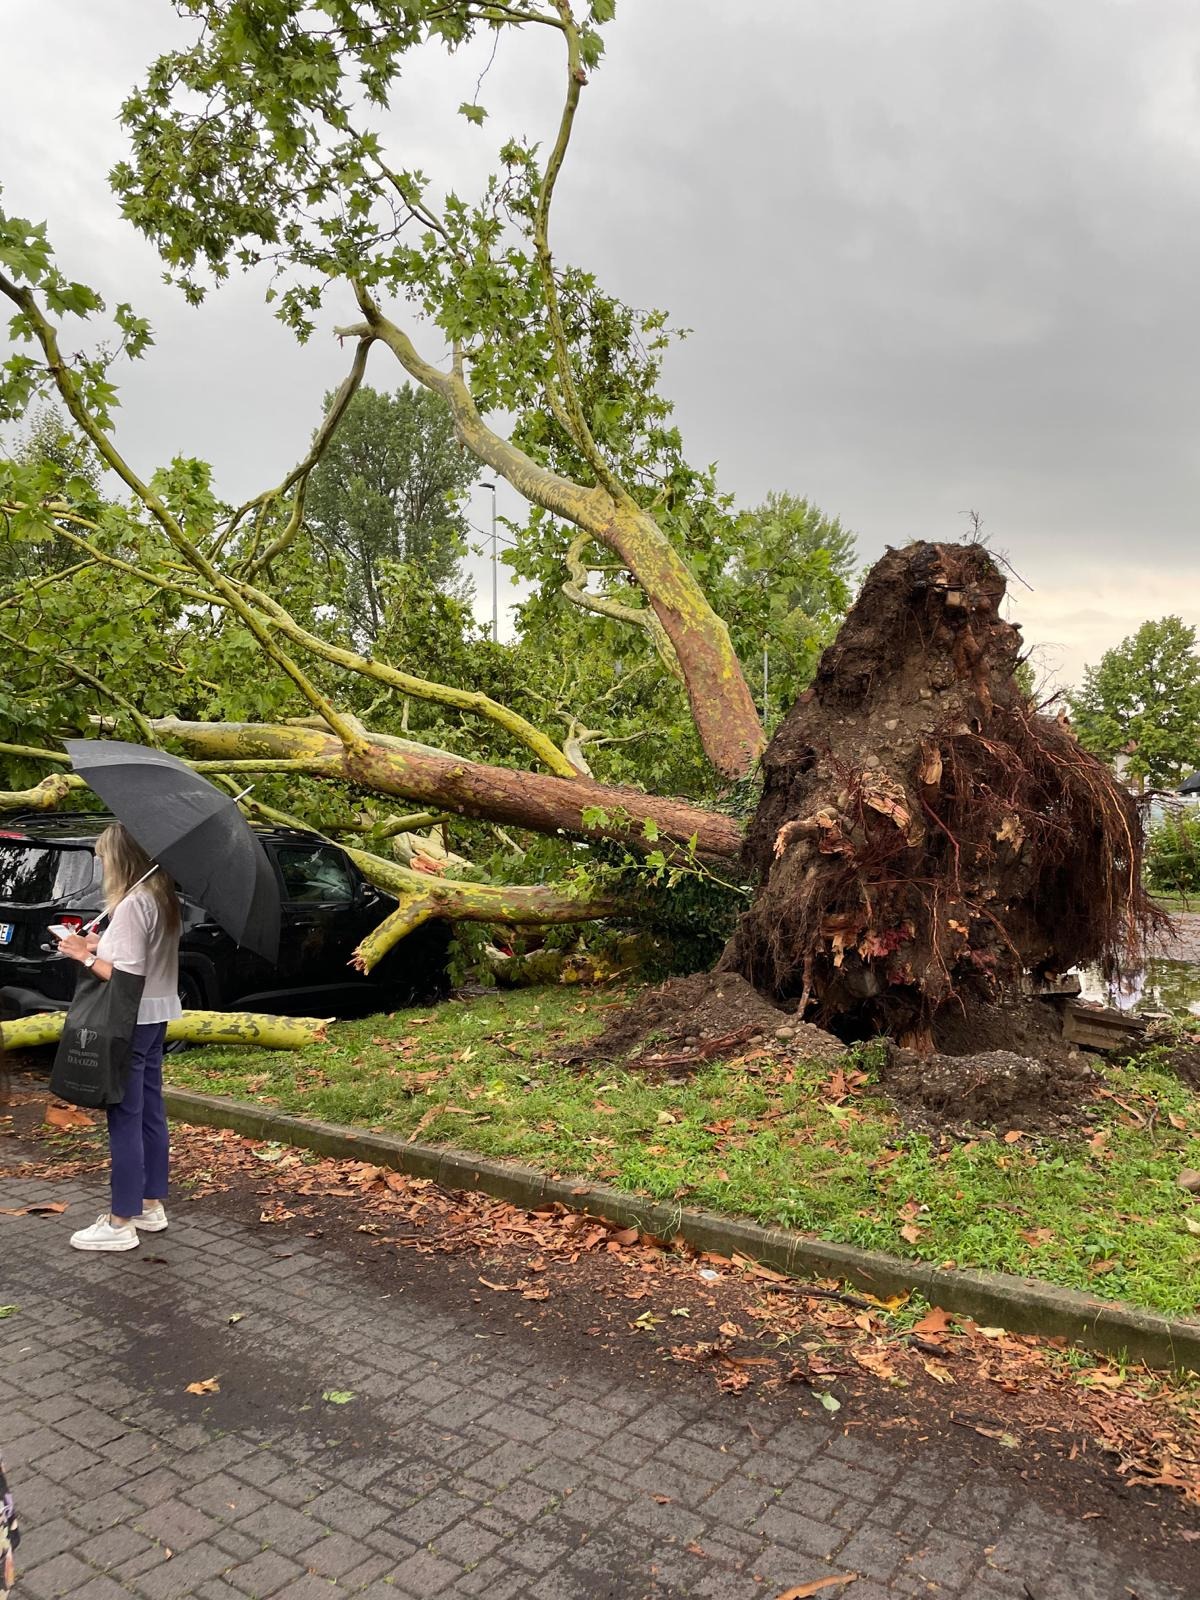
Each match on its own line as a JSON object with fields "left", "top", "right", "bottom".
{"left": 134, "top": 1202, "right": 168, "bottom": 1233}
{"left": 70, "top": 1214, "right": 139, "bottom": 1252}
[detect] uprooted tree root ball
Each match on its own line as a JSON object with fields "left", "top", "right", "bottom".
{"left": 722, "top": 540, "right": 1166, "bottom": 1052}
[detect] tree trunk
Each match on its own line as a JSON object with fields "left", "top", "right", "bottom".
{"left": 146, "top": 717, "right": 743, "bottom": 862}
{"left": 1, "top": 1010, "right": 328, "bottom": 1052}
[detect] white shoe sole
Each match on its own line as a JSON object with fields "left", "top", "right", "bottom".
{"left": 70, "top": 1234, "right": 139, "bottom": 1252}
{"left": 134, "top": 1217, "right": 168, "bottom": 1233}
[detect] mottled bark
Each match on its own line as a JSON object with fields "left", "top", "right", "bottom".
{"left": 1, "top": 1010, "right": 327, "bottom": 1052}
{"left": 344, "top": 848, "right": 620, "bottom": 971}
{"left": 146, "top": 717, "right": 743, "bottom": 862}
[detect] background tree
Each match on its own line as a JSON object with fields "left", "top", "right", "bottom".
{"left": 1068, "top": 616, "right": 1200, "bottom": 790}
{"left": 715, "top": 491, "right": 856, "bottom": 727}
{"left": 303, "top": 383, "right": 475, "bottom": 641}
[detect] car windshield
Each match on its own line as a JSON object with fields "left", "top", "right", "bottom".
{"left": 0, "top": 841, "right": 100, "bottom": 905}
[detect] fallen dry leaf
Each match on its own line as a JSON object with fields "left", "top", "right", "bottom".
{"left": 969, "top": 1422, "right": 1020, "bottom": 1449}
{"left": 0, "top": 1201, "right": 69, "bottom": 1217}
{"left": 899, "top": 1224, "right": 923, "bottom": 1245}
{"left": 922, "top": 1359, "right": 955, "bottom": 1385}
{"left": 1019, "top": 1227, "right": 1054, "bottom": 1247}
{"left": 912, "top": 1306, "right": 952, "bottom": 1336}
{"left": 1002, "top": 1129, "right": 1024, "bottom": 1144}
{"left": 44, "top": 1102, "right": 94, "bottom": 1131}
{"left": 775, "top": 1576, "right": 858, "bottom": 1599}
{"left": 1178, "top": 1169, "right": 1200, "bottom": 1194}
{"left": 185, "top": 1376, "right": 220, "bottom": 1395}
{"left": 1077, "top": 1368, "right": 1125, "bottom": 1390}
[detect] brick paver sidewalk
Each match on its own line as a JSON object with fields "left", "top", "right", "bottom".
{"left": 0, "top": 1163, "right": 1190, "bottom": 1600}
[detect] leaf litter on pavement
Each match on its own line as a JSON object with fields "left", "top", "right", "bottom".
{"left": 7, "top": 1106, "right": 1200, "bottom": 1509}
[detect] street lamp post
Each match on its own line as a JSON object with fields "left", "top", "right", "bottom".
{"left": 481, "top": 481, "right": 498, "bottom": 640}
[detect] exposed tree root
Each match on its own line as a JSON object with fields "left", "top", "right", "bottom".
{"left": 724, "top": 540, "right": 1166, "bottom": 1049}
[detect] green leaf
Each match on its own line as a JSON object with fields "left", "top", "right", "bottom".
{"left": 322, "top": 1389, "right": 355, "bottom": 1404}
{"left": 0, "top": 1305, "right": 17, "bottom": 1319}
{"left": 458, "top": 103, "right": 487, "bottom": 127}
{"left": 815, "top": 1390, "right": 841, "bottom": 1412}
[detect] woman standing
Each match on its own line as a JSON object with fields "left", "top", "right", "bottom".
{"left": 56, "top": 823, "right": 183, "bottom": 1252}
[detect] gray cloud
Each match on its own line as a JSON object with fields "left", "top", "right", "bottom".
{"left": 2, "top": 0, "right": 1199, "bottom": 681}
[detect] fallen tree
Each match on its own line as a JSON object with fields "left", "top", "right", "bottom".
{"left": 0, "top": 4, "right": 1156, "bottom": 1055}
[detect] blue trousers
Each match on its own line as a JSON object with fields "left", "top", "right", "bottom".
{"left": 107, "top": 1022, "right": 169, "bottom": 1219}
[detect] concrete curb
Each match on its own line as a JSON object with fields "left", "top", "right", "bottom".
{"left": 164, "top": 1087, "right": 1200, "bottom": 1374}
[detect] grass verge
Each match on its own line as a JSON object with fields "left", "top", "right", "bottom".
{"left": 165, "top": 985, "right": 1200, "bottom": 1320}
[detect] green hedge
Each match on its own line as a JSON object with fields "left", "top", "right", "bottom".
{"left": 1146, "top": 807, "right": 1200, "bottom": 896}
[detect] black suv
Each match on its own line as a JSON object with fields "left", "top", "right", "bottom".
{"left": 0, "top": 814, "right": 449, "bottom": 1021}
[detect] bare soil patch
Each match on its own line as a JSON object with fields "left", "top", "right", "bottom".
{"left": 882, "top": 1046, "right": 1100, "bottom": 1135}
{"left": 577, "top": 969, "right": 844, "bottom": 1070}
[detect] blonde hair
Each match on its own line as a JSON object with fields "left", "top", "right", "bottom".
{"left": 96, "top": 822, "right": 181, "bottom": 935}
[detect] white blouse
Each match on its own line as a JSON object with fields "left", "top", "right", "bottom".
{"left": 96, "top": 889, "right": 182, "bottom": 1025}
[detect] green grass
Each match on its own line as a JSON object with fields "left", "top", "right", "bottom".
{"left": 165, "top": 986, "right": 1200, "bottom": 1320}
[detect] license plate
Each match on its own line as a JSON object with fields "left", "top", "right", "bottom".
{"left": 0, "top": 923, "right": 12, "bottom": 945}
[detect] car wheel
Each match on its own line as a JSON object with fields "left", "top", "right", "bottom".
{"left": 165, "top": 969, "right": 206, "bottom": 1054}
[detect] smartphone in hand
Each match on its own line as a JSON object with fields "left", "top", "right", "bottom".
{"left": 48, "top": 924, "right": 74, "bottom": 943}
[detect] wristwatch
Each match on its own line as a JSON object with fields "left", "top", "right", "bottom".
{"left": 83, "top": 954, "right": 97, "bottom": 969}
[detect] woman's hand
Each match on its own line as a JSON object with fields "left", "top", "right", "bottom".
{"left": 57, "top": 931, "right": 92, "bottom": 962}
{"left": 84, "top": 932, "right": 100, "bottom": 952}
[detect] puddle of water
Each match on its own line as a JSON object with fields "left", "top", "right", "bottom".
{"left": 1077, "top": 958, "right": 1200, "bottom": 1018}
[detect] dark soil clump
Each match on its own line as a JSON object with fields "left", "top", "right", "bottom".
{"left": 882, "top": 1046, "right": 1100, "bottom": 1133}
{"left": 932, "top": 993, "right": 1077, "bottom": 1064}
{"left": 580, "top": 970, "right": 844, "bottom": 1067}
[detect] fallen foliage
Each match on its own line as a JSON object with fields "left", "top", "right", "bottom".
{"left": 5, "top": 1085, "right": 1199, "bottom": 1508}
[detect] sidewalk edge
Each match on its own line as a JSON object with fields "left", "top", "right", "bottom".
{"left": 163, "top": 1087, "right": 1200, "bottom": 1373}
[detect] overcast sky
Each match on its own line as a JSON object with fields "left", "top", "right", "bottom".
{"left": 3, "top": 0, "right": 1199, "bottom": 688}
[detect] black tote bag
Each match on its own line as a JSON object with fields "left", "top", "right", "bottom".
{"left": 50, "top": 967, "right": 146, "bottom": 1108}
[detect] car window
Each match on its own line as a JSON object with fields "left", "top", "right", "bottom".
{"left": 0, "top": 841, "right": 101, "bottom": 904}
{"left": 274, "top": 844, "right": 357, "bottom": 905}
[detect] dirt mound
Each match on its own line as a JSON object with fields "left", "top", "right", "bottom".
{"left": 882, "top": 1047, "right": 1099, "bottom": 1133}
{"left": 722, "top": 540, "right": 1162, "bottom": 1050}
{"left": 581, "top": 971, "right": 844, "bottom": 1067}
{"left": 1134, "top": 1028, "right": 1200, "bottom": 1092}
{"left": 932, "top": 994, "right": 1076, "bottom": 1065}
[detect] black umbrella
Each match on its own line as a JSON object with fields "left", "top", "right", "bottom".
{"left": 1181, "top": 771, "right": 1200, "bottom": 796}
{"left": 65, "top": 739, "right": 281, "bottom": 962}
